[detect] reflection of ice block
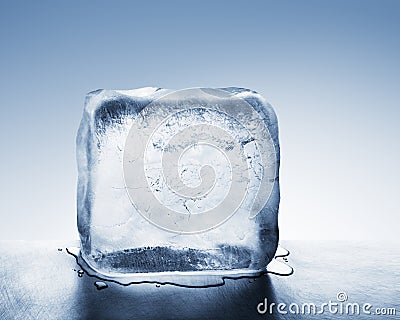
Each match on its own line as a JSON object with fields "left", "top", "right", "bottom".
{"left": 77, "top": 87, "right": 280, "bottom": 278}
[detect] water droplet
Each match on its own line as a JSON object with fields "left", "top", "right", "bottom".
{"left": 58, "top": 248, "right": 63, "bottom": 251}
{"left": 78, "top": 270, "right": 84, "bottom": 277}
{"left": 94, "top": 281, "right": 108, "bottom": 290}
{"left": 156, "top": 284, "right": 160, "bottom": 287}
{"left": 266, "top": 259, "right": 293, "bottom": 276}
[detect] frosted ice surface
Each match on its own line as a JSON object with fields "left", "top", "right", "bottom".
{"left": 77, "top": 87, "right": 280, "bottom": 276}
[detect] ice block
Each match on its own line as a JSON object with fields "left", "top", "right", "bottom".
{"left": 76, "top": 87, "right": 280, "bottom": 278}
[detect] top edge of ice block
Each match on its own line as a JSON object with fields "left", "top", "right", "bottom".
{"left": 83, "top": 87, "right": 171, "bottom": 115}
{"left": 80, "top": 86, "right": 278, "bottom": 153}
{"left": 83, "top": 86, "right": 270, "bottom": 115}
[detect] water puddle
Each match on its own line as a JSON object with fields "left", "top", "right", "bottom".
{"left": 66, "top": 244, "right": 293, "bottom": 288}
{"left": 266, "top": 246, "right": 293, "bottom": 276}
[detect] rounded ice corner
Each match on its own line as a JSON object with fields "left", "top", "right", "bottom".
{"left": 83, "top": 89, "right": 105, "bottom": 111}
{"left": 76, "top": 86, "right": 281, "bottom": 283}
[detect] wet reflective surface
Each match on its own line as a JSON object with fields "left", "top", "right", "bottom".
{"left": 0, "top": 241, "right": 398, "bottom": 319}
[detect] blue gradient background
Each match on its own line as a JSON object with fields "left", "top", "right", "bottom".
{"left": 0, "top": 1, "right": 398, "bottom": 241}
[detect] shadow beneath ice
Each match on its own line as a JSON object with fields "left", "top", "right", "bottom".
{"left": 75, "top": 272, "right": 282, "bottom": 320}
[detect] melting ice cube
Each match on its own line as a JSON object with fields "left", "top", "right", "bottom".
{"left": 76, "top": 87, "right": 280, "bottom": 278}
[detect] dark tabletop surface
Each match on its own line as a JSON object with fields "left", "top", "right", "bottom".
{"left": 0, "top": 240, "right": 399, "bottom": 320}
